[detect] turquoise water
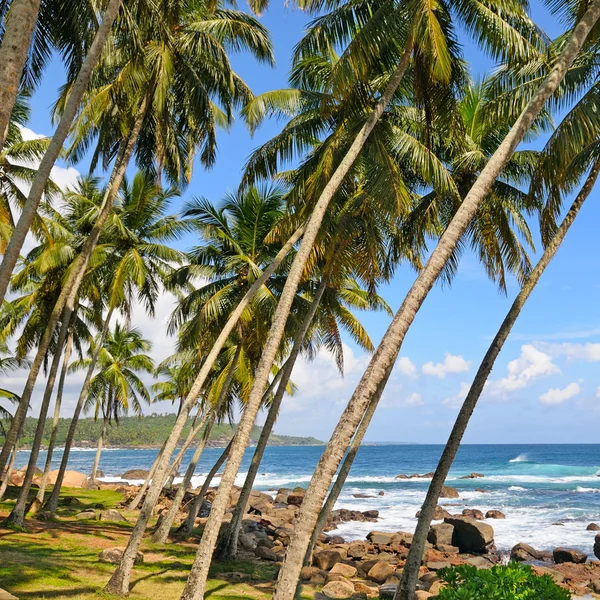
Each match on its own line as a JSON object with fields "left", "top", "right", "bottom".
{"left": 16, "top": 443, "right": 600, "bottom": 554}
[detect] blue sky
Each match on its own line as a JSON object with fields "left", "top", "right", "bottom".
{"left": 17, "top": 0, "right": 600, "bottom": 444}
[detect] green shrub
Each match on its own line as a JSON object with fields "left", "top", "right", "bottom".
{"left": 436, "top": 563, "right": 570, "bottom": 600}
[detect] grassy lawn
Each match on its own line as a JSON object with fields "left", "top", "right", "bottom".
{"left": 0, "top": 486, "right": 286, "bottom": 600}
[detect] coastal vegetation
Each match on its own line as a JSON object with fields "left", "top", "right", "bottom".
{"left": 1, "top": 0, "right": 600, "bottom": 599}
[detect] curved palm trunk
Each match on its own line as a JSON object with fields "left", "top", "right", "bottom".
{"left": 127, "top": 441, "right": 168, "bottom": 510}
{"left": 395, "top": 159, "right": 600, "bottom": 600}
{"left": 222, "top": 276, "right": 328, "bottom": 559}
{"left": 178, "top": 42, "right": 416, "bottom": 600}
{"left": 153, "top": 341, "right": 243, "bottom": 544}
{"left": 270, "top": 8, "right": 600, "bottom": 599}
{"left": 5, "top": 305, "right": 73, "bottom": 526}
{"left": 36, "top": 314, "right": 76, "bottom": 502}
{"left": 103, "top": 231, "right": 304, "bottom": 597}
{"left": 43, "top": 306, "right": 115, "bottom": 513}
{"left": 0, "top": 444, "right": 17, "bottom": 500}
{"left": 178, "top": 439, "right": 232, "bottom": 536}
{"left": 0, "top": 0, "right": 42, "bottom": 151}
{"left": 91, "top": 416, "right": 108, "bottom": 480}
{"left": 305, "top": 383, "right": 383, "bottom": 565}
{"left": 0, "top": 0, "right": 124, "bottom": 303}
{"left": 0, "top": 91, "right": 149, "bottom": 475}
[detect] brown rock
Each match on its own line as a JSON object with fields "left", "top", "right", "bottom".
{"left": 428, "top": 580, "right": 445, "bottom": 595}
{"left": 391, "top": 531, "right": 414, "bottom": 546}
{"left": 348, "top": 541, "right": 371, "bottom": 559}
{"left": 475, "top": 488, "right": 489, "bottom": 493}
{"left": 0, "top": 588, "right": 18, "bottom": 600}
{"left": 310, "top": 572, "right": 327, "bottom": 585}
{"left": 459, "top": 473, "right": 484, "bottom": 479}
{"left": 462, "top": 509, "right": 484, "bottom": 521}
{"left": 511, "top": 542, "right": 543, "bottom": 562}
{"left": 367, "top": 531, "right": 394, "bottom": 545}
{"left": 414, "top": 592, "right": 433, "bottom": 599}
{"left": 367, "top": 561, "right": 394, "bottom": 584}
{"left": 586, "top": 523, "right": 600, "bottom": 531}
{"left": 300, "top": 566, "right": 318, "bottom": 581}
{"left": 99, "top": 509, "right": 127, "bottom": 523}
{"left": 287, "top": 487, "right": 306, "bottom": 506}
{"left": 378, "top": 491, "right": 385, "bottom": 496}
{"left": 444, "top": 517, "right": 494, "bottom": 554}
{"left": 428, "top": 523, "right": 454, "bottom": 547}
{"left": 416, "top": 506, "right": 451, "bottom": 521}
{"left": 553, "top": 547, "right": 587, "bottom": 564}
{"left": 426, "top": 561, "right": 451, "bottom": 571}
{"left": 321, "top": 579, "right": 355, "bottom": 599}
{"left": 588, "top": 580, "right": 600, "bottom": 594}
{"left": 48, "top": 469, "right": 87, "bottom": 488}
{"left": 436, "top": 544, "right": 459, "bottom": 554}
{"left": 313, "top": 550, "right": 342, "bottom": 571}
{"left": 76, "top": 510, "right": 97, "bottom": 520}
{"left": 255, "top": 546, "right": 278, "bottom": 561}
{"left": 440, "top": 486, "right": 459, "bottom": 499}
{"left": 326, "top": 573, "right": 348, "bottom": 583}
{"left": 330, "top": 563, "right": 357, "bottom": 578}
{"left": 485, "top": 510, "right": 505, "bottom": 519}
{"left": 353, "top": 582, "right": 379, "bottom": 598}
{"left": 99, "top": 547, "right": 143, "bottom": 565}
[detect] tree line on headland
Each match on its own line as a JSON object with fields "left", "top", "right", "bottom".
{"left": 1, "top": 0, "right": 600, "bottom": 598}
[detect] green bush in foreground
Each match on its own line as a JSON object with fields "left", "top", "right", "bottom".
{"left": 436, "top": 563, "right": 570, "bottom": 600}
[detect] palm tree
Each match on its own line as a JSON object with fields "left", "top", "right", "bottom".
{"left": 270, "top": 8, "right": 600, "bottom": 599}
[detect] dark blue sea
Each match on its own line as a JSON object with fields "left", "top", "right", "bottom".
{"left": 16, "top": 443, "right": 600, "bottom": 554}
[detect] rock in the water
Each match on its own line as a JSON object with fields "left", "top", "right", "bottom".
{"left": 510, "top": 542, "right": 544, "bottom": 562}
{"left": 321, "top": 580, "right": 355, "bottom": 599}
{"left": 330, "top": 563, "right": 357, "bottom": 578}
{"left": 552, "top": 547, "right": 588, "bottom": 564}
{"left": 313, "top": 550, "right": 342, "bottom": 571}
{"left": 444, "top": 517, "right": 494, "bottom": 554}
{"left": 428, "top": 523, "right": 454, "bottom": 547}
{"left": 378, "top": 490, "right": 385, "bottom": 496}
{"left": 485, "top": 510, "right": 505, "bottom": 519}
{"left": 353, "top": 493, "right": 376, "bottom": 499}
{"left": 440, "top": 486, "right": 459, "bottom": 499}
{"left": 416, "top": 505, "right": 452, "bottom": 521}
{"left": 367, "top": 561, "right": 394, "bottom": 584}
{"left": 378, "top": 583, "right": 397, "bottom": 599}
{"left": 395, "top": 472, "right": 433, "bottom": 480}
{"left": 461, "top": 509, "right": 484, "bottom": 521}
{"left": 76, "top": 510, "right": 97, "bottom": 520}
{"left": 99, "top": 509, "right": 127, "bottom": 522}
{"left": 586, "top": 523, "right": 600, "bottom": 531}
{"left": 255, "top": 546, "right": 278, "bottom": 561}
{"left": 99, "top": 547, "right": 143, "bottom": 565}
{"left": 459, "top": 473, "right": 484, "bottom": 479}
{"left": 120, "top": 469, "right": 149, "bottom": 479}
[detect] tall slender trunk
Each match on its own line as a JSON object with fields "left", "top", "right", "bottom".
{"left": 5, "top": 304, "right": 73, "bottom": 526}
{"left": 396, "top": 159, "right": 600, "bottom": 600}
{"left": 305, "top": 384, "right": 383, "bottom": 565}
{"left": 270, "top": 7, "right": 600, "bottom": 599}
{"left": 91, "top": 416, "right": 108, "bottom": 480}
{"left": 179, "top": 42, "right": 416, "bottom": 600}
{"left": 178, "top": 440, "right": 232, "bottom": 536}
{"left": 0, "top": 91, "right": 149, "bottom": 475}
{"left": 0, "top": 444, "right": 17, "bottom": 500}
{"left": 222, "top": 276, "right": 328, "bottom": 559}
{"left": 0, "top": 0, "right": 42, "bottom": 151}
{"left": 153, "top": 342, "right": 242, "bottom": 544}
{"left": 36, "top": 317, "right": 76, "bottom": 502}
{"left": 44, "top": 306, "right": 115, "bottom": 513}
{"left": 127, "top": 443, "right": 166, "bottom": 511}
{"left": 103, "top": 231, "right": 304, "bottom": 597}
{"left": 0, "top": 0, "right": 124, "bottom": 303}
{"left": 104, "top": 340, "right": 243, "bottom": 596}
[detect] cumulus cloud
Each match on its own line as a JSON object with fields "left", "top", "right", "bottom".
{"left": 422, "top": 353, "right": 471, "bottom": 378}
{"left": 539, "top": 342, "right": 600, "bottom": 363}
{"left": 397, "top": 356, "right": 417, "bottom": 378}
{"left": 442, "top": 381, "right": 471, "bottom": 409}
{"left": 380, "top": 391, "right": 424, "bottom": 409}
{"left": 486, "top": 344, "right": 560, "bottom": 398}
{"left": 539, "top": 381, "right": 581, "bottom": 405}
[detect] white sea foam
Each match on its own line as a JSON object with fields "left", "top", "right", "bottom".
{"left": 509, "top": 454, "right": 528, "bottom": 463}
{"left": 508, "top": 486, "right": 527, "bottom": 492}
{"left": 576, "top": 486, "right": 600, "bottom": 493}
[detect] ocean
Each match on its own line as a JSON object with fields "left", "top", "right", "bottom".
{"left": 15, "top": 443, "right": 600, "bottom": 556}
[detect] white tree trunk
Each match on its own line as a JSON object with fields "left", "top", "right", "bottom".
{"left": 0, "top": 444, "right": 17, "bottom": 500}
{"left": 91, "top": 417, "right": 108, "bottom": 480}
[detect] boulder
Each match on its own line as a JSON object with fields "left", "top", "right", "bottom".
{"left": 391, "top": 531, "right": 414, "bottom": 546}
{"left": 378, "top": 491, "right": 385, "bottom": 496}
{"left": 300, "top": 566, "right": 319, "bottom": 581}
{"left": 367, "top": 531, "right": 394, "bottom": 545}
{"left": 99, "top": 509, "right": 127, "bottom": 523}
{"left": 287, "top": 487, "right": 306, "bottom": 506}
{"left": 378, "top": 583, "right": 398, "bottom": 599}
{"left": 120, "top": 469, "right": 150, "bottom": 480}
{"left": 444, "top": 517, "right": 494, "bottom": 554}
{"left": 330, "top": 563, "right": 357, "bottom": 578}
{"left": 48, "top": 470, "right": 87, "bottom": 488}
{"left": 552, "top": 547, "right": 588, "bottom": 564}
{"left": 313, "top": 550, "right": 342, "bottom": 571}
{"left": 353, "top": 493, "right": 376, "bottom": 499}
{"left": 255, "top": 546, "right": 278, "bottom": 561}
{"left": 367, "top": 561, "right": 395, "bottom": 584}
{"left": 348, "top": 541, "right": 370, "bottom": 559}
{"left": 395, "top": 472, "right": 434, "bottom": 480}
{"left": 436, "top": 544, "right": 459, "bottom": 554}
{"left": 485, "top": 510, "right": 505, "bottom": 519}
{"left": 76, "top": 510, "right": 97, "bottom": 520}
{"left": 440, "top": 486, "right": 459, "bottom": 499}
{"left": 459, "top": 473, "right": 484, "bottom": 479}
{"left": 273, "top": 527, "right": 294, "bottom": 546}
{"left": 475, "top": 488, "right": 489, "bottom": 493}
{"left": 428, "top": 523, "right": 454, "bottom": 547}
{"left": 461, "top": 509, "right": 484, "bottom": 521}
{"left": 464, "top": 556, "right": 493, "bottom": 569}
{"left": 353, "top": 582, "right": 379, "bottom": 598}
{"left": 414, "top": 592, "right": 433, "bottom": 599}
{"left": 239, "top": 533, "right": 258, "bottom": 551}
{"left": 426, "top": 561, "right": 451, "bottom": 571}
{"left": 27, "top": 498, "right": 43, "bottom": 515}
{"left": 328, "top": 535, "right": 346, "bottom": 545}
{"left": 99, "top": 547, "right": 143, "bottom": 565}
{"left": 363, "top": 510, "right": 380, "bottom": 519}
{"left": 417, "top": 505, "right": 451, "bottom": 521}
{"left": 0, "top": 589, "right": 18, "bottom": 600}
{"left": 321, "top": 580, "right": 355, "bottom": 599}
{"left": 586, "top": 523, "right": 600, "bottom": 531}
{"left": 310, "top": 572, "right": 327, "bottom": 585}
{"left": 511, "top": 542, "right": 544, "bottom": 562}
{"left": 589, "top": 580, "right": 600, "bottom": 594}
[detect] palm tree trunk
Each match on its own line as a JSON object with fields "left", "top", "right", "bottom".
{"left": 177, "top": 439, "right": 232, "bottom": 536}
{"left": 127, "top": 443, "right": 166, "bottom": 511}
{"left": 0, "top": 90, "right": 150, "bottom": 475}
{"left": 0, "top": 0, "right": 42, "bottom": 151}
{"left": 91, "top": 416, "right": 108, "bottom": 481}
{"left": 152, "top": 341, "right": 242, "bottom": 544}
{"left": 270, "top": 7, "right": 600, "bottom": 599}
{"left": 178, "top": 42, "right": 417, "bottom": 600}
{"left": 43, "top": 306, "right": 115, "bottom": 514}
{"left": 222, "top": 276, "right": 328, "bottom": 559}
{"left": 104, "top": 340, "right": 243, "bottom": 596}
{"left": 305, "top": 383, "right": 383, "bottom": 566}
{"left": 4, "top": 304, "right": 73, "bottom": 526}
{"left": 0, "top": 444, "right": 17, "bottom": 500}
{"left": 36, "top": 316, "right": 76, "bottom": 502}
{"left": 395, "top": 158, "right": 600, "bottom": 600}
{"left": 0, "top": 0, "right": 123, "bottom": 303}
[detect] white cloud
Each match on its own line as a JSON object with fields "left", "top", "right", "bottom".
{"left": 405, "top": 392, "right": 424, "bottom": 406}
{"left": 422, "top": 353, "right": 471, "bottom": 378}
{"left": 442, "top": 381, "right": 471, "bottom": 409}
{"left": 380, "top": 391, "right": 424, "bottom": 409}
{"left": 397, "top": 356, "right": 417, "bottom": 378}
{"left": 539, "top": 381, "right": 581, "bottom": 405}
{"left": 539, "top": 342, "right": 600, "bottom": 363}
{"left": 597, "top": 386, "right": 600, "bottom": 399}
{"left": 486, "top": 344, "right": 560, "bottom": 398}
